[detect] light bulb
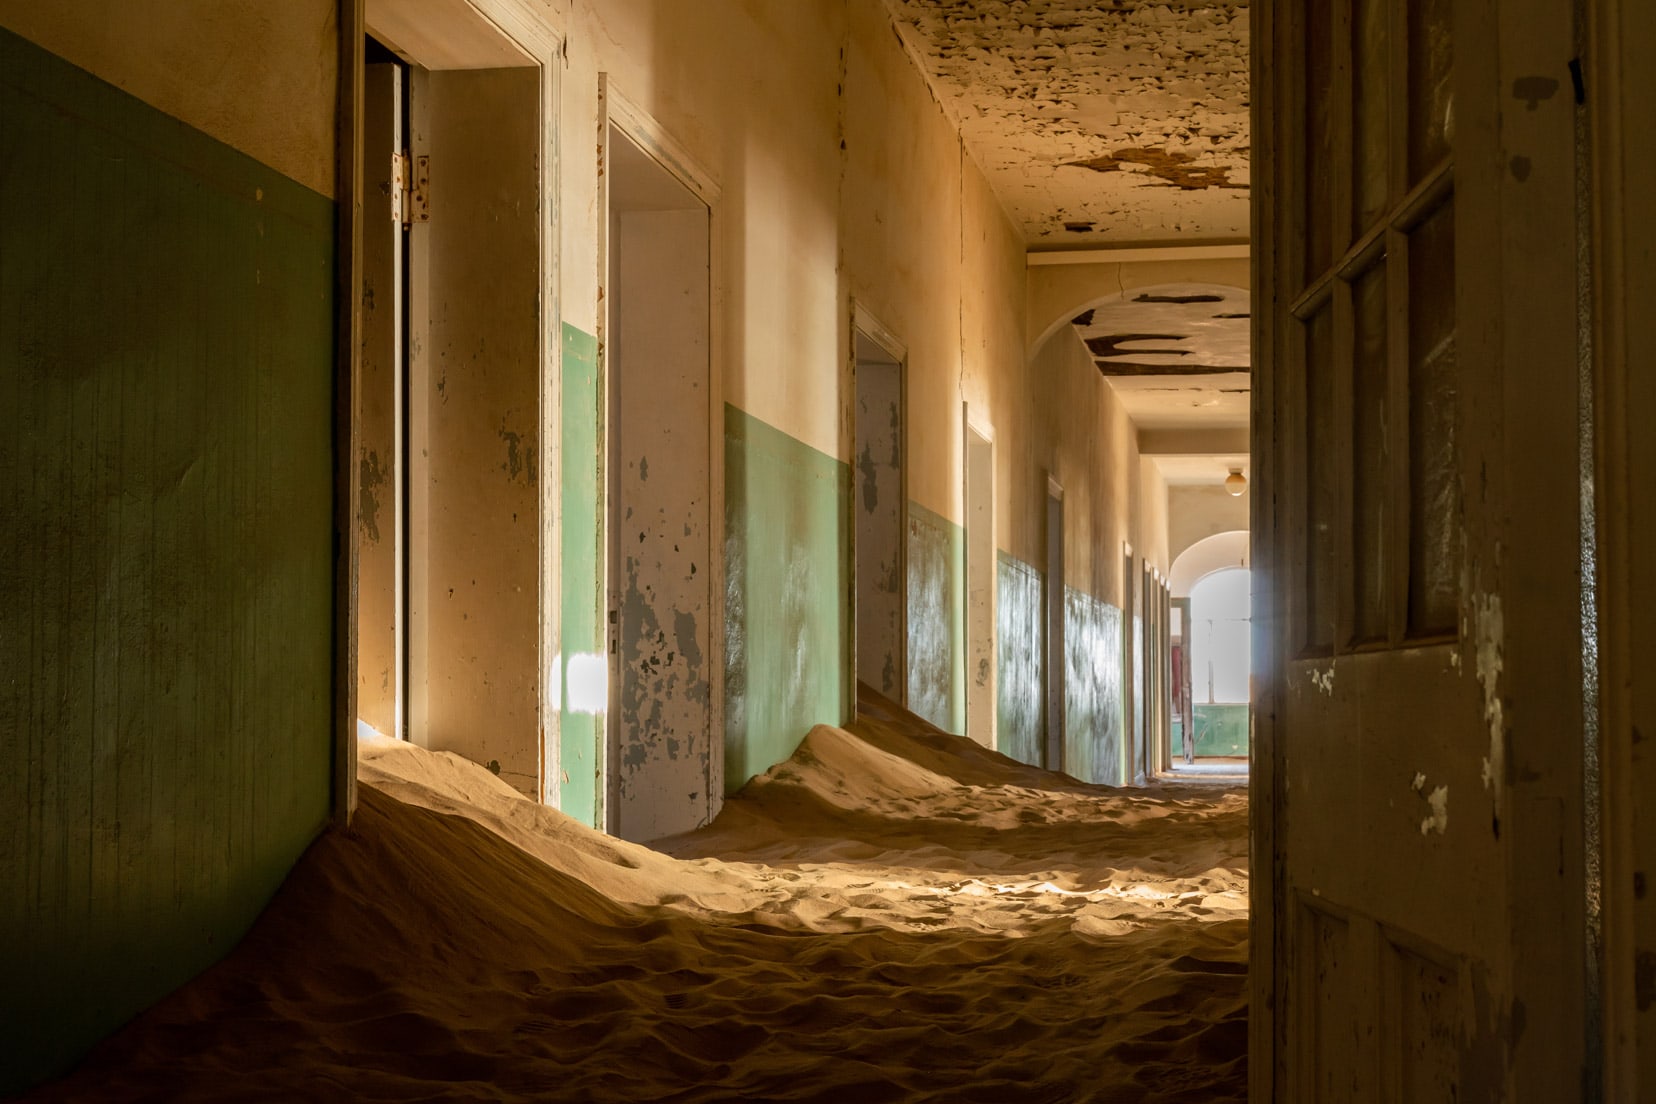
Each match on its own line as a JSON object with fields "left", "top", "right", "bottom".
{"left": 1225, "top": 469, "right": 1246, "bottom": 496}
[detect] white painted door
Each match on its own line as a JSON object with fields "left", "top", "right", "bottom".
{"left": 606, "top": 127, "right": 715, "bottom": 842}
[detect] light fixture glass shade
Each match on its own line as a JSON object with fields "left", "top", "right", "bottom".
{"left": 1225, "top": 469, "right": 1247, "bottom": 496}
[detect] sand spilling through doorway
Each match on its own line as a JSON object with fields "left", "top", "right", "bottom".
{"left": 31, "top": 689, "right": 1247, "bottom": 1102}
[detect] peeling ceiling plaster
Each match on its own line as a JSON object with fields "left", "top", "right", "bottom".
{"left": 1074, "top": 282, "right": 1249, "bottom": 370}
{"left": 1073, "top": 282, "right": 1250, "bottom": 430}
{"left": 885, "top": 0, "right": 1249, "bottom": 247}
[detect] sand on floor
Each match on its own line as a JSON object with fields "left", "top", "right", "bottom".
{"left": 25, "top": 686, "right": 1248, "bottom": 1103}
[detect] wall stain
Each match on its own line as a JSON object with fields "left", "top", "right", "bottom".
{"left": 498, "top": 425, "right": 533, "bottom": 484}
{"left": 359, "top": 451, "right": 386, "bottom": 543}
{"left": 1512, "top": 75, "right": 1559, "bottom": 109}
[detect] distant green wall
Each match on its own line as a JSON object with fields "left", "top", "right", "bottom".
{"left": 723, "top": 405, "right": 852, "bottom": 791}
{"left": 558, "top": 324, "right": 603, "bottom": 825}
{"left": 0, "top": 29, "right": 334, "bottom": 1092}
{"left": 1192, "top": 703, "right": 1250, "bottom": 757}
{"left": 907, "top": 502, "right": 965, "bottom": 734}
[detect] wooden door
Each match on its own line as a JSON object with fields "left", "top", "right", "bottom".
{"left": 357, "top": 56, "right": 405, "bottom": 743}
{"left": 1253, "top": 0, "right": 1587, "bottom": 1097}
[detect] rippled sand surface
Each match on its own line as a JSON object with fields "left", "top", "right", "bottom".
{"left": 30, "top": 687, "right": 1247, "bottom": 1103}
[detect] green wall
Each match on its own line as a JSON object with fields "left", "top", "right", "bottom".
{"left": 1192, "top": 703, "right": 1250, "bottom": 757}
{"left": 558, "top": 323, "right": 603, "bottom": 825}
{"left": 0, "top": 29, "right": 335, "bottom": 1092}
{"left": 907, "top": 502, "right": 965, "bottom": 734}
{"left": 1064, "top": 587, "right": 1125, "bottom": 786}
{"left": 723, "top": 405, "right": 852, "bottom": 791}
{"left": 996, "top": 551, "right": 1044, "bottom": 766}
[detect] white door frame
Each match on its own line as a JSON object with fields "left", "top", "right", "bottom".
{"left": 355, "top": 0, "right": 563, "bottom": 803}
{"left": 596, "top": 77, "right": 725, "bottom": 833}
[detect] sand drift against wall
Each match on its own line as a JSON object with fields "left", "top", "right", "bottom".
{"left": 30, "top": 688, "right": 1247, "bottom": 1103}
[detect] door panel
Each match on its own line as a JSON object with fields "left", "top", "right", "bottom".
{"left": 407, "top": 67, "right": 542, "bottom": 794}
{"left": 1256, "top": 0, "right": 1587, "bottom": 1095}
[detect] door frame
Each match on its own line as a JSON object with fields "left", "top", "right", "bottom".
{"left": 849, "top": 301, "right": 909, "bottom": 715}
{"left": 596, "top": 78, "right": 725, "bottom": 833}
{"left": 338, "top": 0, "right": 564, "bottom": 817}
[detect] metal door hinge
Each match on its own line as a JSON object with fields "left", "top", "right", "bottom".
{"left": 391, "top": 151, "right": 430, "bottom": 227}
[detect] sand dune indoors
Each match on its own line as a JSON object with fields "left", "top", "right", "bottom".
{"left": 26, "top": 690, "right": 1247, "bottom": 1103}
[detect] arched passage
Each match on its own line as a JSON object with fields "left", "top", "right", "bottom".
{"left": 1169, "top": 529, "right": 1249, "bottom": 597}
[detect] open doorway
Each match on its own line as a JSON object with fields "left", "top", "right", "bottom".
{"left": 1183, "top": 567, "right": 1250, "bottom": 764}
{"left": 1165, "top": 530, "right": 1250, "bottom": 777}
{"left": 354, "top": 2, "right": 553, "bottom": 801}
{"left": 601, "top": 92, "right": 720, "bottom": 843}
{"left": 852, "top": 316, "right": 907, "bottom": 705}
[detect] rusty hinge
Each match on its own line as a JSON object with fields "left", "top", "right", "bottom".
{"left": 391, "top": 151, "right": 430, "bottom": 227}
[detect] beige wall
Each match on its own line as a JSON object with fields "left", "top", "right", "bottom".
{"left": 1168, "top": 484, "right": 1250, "bottom": 565}
{"left": 1139, "top": 464, "right": 1170, "bottom": 576}
{"left": 559, "top": 0, "right": 846, "bottom": 459}
{"left": 0, "top": 0, "right": 339, "bottom": 196}
{"left": 557, "top": 0, "right": 1155, "bottom": 611}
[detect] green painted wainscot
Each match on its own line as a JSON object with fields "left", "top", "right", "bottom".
{"left": 1, "top": 28, "right": 335, "bottom": 1092}
{"left": 995, "top": 552, "right": 1043, "bottom": 767}
{"left": 723, "top": 405, "right": 853, "bottom": 792}
{"left": 906, "top": 502, "right": 965, "bottom": 735}
{"left": 558, "top": 323, "right": 604, "bottom": 826}
{"left": 1190, "top": 703, "right": 1250, "bottom": 758}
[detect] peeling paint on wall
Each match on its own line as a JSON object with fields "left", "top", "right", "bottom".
{"left": 1064, "top": 587, "right": 1125, "bottom": 785}
{"left": 996, "top": 552, "right": 1044, "bottom": 765}
{"left": 1472, "top": 592, "right": 1506, "bottom": 797}
{"left": 855, "top": 360, "right": 905, "bottom": 699}
{"left": 1412, "top": 772, "right": 1450, "bottom": 835}
{"left": 908, "top": 502, "right": 965, "bottom": 733}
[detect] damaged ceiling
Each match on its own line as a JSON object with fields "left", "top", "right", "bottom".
{"left": 1080, "top": 283, "right": 1250, "bottom": 430}
{"left": 884, "top": 0, "right": 1249, "bottom": 247}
